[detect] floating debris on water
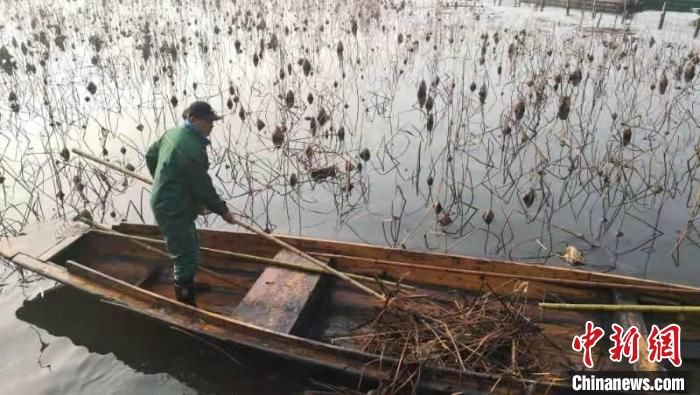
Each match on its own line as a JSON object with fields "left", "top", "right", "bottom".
{"left": 558, "top": 96, "right": 570, "bottom": 120}
{"left": 285, "top": 90, "right": 294, "bottom": 108}
{"left": 359, "top": 148, "right": 370, "bottom": 162}
{"left": 563, "top": 245, "right": 585, "bottom": 266}
{"left": 437, "top": 211, "right": 452, "bottom": 226}
{"left": 658, "top": 73, "right": 668, "bottom": 94}
{"left": 272, "top": 124, "right": 286, "bottom": 148}
{"left": 87, "top": 81, "right": 97, "bottom": 95}
{"left": 482, "top": 209, "right": 494, "bottom": 225}
{"left": 523, "top": 188, "right": 535, "bottom": 208}
{"left": 310, "top": 166, "right": 337, "bottom": 181}
{"left": 417, "top": 80, "right": 427, "bottom": 108}
{"left": 514, "top": 100, "right": 525, "bottom": 121}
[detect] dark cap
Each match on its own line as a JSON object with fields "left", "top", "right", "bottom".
{"left": 182, "top": 101, "right": 223, "bottom": 121}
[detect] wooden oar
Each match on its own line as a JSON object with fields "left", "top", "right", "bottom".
{"left": 71, "top": 147, "right": 388, "bottom": 301}
{"left": 539, "top": 302, "right": 700, "bottom": 313}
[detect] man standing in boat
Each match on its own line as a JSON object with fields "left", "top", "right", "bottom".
{"left": 146, "top": 101, "right": 236, "bottom": 306}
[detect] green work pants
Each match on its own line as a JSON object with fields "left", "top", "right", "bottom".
{"left": 155, "top": 215, "right": 200, "bottom": 285}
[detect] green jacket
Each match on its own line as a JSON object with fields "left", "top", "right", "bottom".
{"left": 146, "top": 123, "right": 227, "bottom": 222}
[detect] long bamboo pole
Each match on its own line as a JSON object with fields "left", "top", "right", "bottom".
{"left": 540, "top": 302, "right": 700, "bottom": 313}
{"left": 72, "top": 148, "right": 152, "bottom": 184}
{"left": 72, "top": 147, "right": 388, "bottom": 301}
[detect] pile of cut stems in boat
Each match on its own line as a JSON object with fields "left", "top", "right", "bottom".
{"left": 333, "top": 284, "right": 568, "bottom": 386}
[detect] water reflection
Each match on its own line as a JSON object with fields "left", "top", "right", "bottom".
{"left": 15, "top": 285, "right": 314, "bottom": 394}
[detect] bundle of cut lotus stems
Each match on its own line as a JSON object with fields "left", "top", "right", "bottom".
{"left": 332, "top": 285, "right": 569, "bottom": 392}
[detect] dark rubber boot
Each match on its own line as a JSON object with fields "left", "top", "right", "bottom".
{"left": 175, "top": 281, "right": 196, "bottom": 306}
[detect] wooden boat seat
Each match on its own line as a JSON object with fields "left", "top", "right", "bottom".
{"left": 231, "top": 249, "right": 329, "bottom": 335}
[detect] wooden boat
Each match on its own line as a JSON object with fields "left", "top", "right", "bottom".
{"left": 2, "top": 220, "right": 699, "bottom": 394}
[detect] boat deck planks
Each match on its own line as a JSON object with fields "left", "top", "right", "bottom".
{"left": 89, "top": 257, "right": 162, "bottom": 286}
{"left": 231, "top": 250, "right": 328, "bottom": 334}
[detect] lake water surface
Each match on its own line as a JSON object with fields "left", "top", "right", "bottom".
{"left": 1, "top": 0, "right": 699, "bottom": 393}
